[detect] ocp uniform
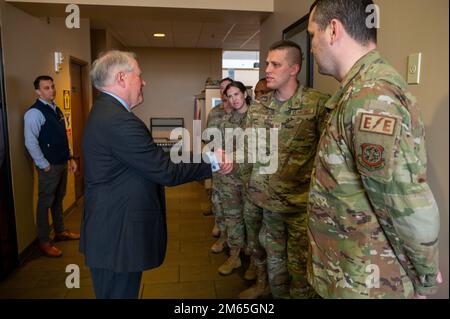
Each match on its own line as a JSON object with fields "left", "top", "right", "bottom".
{"left": 219, "top": 109, "right": 249, "bottom": 250}
{"left": 245, "top": 85, "right": 330, "bottom": 298}
{"left": 206, "top": 104, "right": 230, "bottom": 234}
{"left": 307, "top": 50, "right": 440, "bottom": 299}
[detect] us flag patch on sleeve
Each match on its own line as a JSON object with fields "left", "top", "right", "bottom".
{"left": 359, "top": 113, "right": 397, "bottom": 136}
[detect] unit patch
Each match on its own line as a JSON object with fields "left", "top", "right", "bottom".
{"left": 359, "top": 113, "right": 397, "bottom": 136}
{"left": 359, "top": 143, "right": 385, "bottom": 170}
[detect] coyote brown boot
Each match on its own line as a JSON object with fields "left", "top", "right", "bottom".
{"left": 244, "top": 256, "right": 257, "bottom": 281}
{"left": 238, "top": 266, "right": 271, "bottom": 299}
{"left": 218, "top": 248, "right": 241, "bottom": 275}
{"left": 210, "top": 235, "right": 227, "bottom": 253}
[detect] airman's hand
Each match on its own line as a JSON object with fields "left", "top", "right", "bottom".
{"left": 413, "top": 271, "right": 443, "bottom": 299}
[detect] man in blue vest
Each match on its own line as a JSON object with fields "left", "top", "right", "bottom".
{"left": 24, "top": 75, "right": 79, "bottom": 258}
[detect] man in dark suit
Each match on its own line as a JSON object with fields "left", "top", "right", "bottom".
{"left": 81, "top": 50, "right": 232, "bottom": 299}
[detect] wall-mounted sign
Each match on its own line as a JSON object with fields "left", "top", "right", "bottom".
{"left": 64, "top": 112, "right": 71, "bottom": 130}
{"left": 63, "top": 90, "right": 71, "bottom": 110}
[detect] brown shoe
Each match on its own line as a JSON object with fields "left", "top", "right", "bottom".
{"left": 54, "top": 230, "right": 80, "bottom": 241}
{"left": 39, "top": 242, "right": 62, "bottom": 258}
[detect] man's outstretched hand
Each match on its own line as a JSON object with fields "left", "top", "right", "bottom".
{"left": 215, "top": 149, "right": 233, "bottom": 175}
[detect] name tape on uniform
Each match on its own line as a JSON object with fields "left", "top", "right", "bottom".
{"left": 359, "top": 113, "right": 397, "bottom": 136}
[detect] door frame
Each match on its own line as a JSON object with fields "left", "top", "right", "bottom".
{"left": 69, "top": 57, "right": 90, "bottom": 200}
{"left": 69, "top": 56, "right": 90, "bottom": 122}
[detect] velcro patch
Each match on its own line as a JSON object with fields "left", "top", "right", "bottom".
{"left": 359, "top": 113, "right": 397, "bottom": 136}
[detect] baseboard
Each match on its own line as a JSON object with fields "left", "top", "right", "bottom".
{"left": 18, "top": 238, "right": 39, "bottom": 265}
{"left": 18, "top": 197, "right": 82, "bottom": 265}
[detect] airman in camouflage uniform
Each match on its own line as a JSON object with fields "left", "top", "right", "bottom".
{"left": 216, "top": 84, "right": 250, "bottom": 274}
{"left": 307, "top": 0, "right": 440, "bottom": 299}
{"left": 239, "top": 40, "right": 330, "bottom": 299}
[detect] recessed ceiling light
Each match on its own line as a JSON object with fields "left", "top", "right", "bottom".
{"left": 153, "top": 33, "right": 166, "bottom": 38}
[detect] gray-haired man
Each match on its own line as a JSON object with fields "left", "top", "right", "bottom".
{"left": 80, "top": 50, "right": 232, "bottom": 299}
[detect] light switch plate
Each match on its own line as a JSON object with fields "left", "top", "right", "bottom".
{"left": 407, "top": 53, "right": 422, "bottom": 85}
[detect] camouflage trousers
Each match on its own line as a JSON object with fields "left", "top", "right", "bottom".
{"left": 220, "top": 175, "right": 246, "bottom": 249}
{"left": 262, "top": 209, "right": 317, "bottom": 299}
{"left": 243, "top": 196, "right": 266, "bottom": 268}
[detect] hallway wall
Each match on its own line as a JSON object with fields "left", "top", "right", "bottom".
{"left": 0, "top": 1, "right": 91, "bottom": 254}
{"left": 259, "top": 0, "right": 449, "bottom": 299}
{"left": 130, "top": 47, "right": 222, "bottom": 143}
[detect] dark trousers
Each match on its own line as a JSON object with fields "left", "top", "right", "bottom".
{"left": 36, "top": 163, "right": 67, "bottom": 243}
{"left": 90, "top": 268, "right": 142, "bottom": 299}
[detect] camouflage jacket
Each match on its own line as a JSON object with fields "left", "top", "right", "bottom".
{"left": 206, "top": 103, "right": 232, "bottom": 185}
{"left": 246, "top": 85, "right": 330, "bottom": 213}
{"left": 206, "top": 103, "right": 226, "bottom": 135}
{"left": 307, "top": 50, "right": 440, "bottom": 298}
{"left": 220, "top": 108, "right": 251, "bottom": 184}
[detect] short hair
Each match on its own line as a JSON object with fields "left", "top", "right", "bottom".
{"left": 310, "top": 0, "right": 377, "bottom": 45}
{"left": 269, "top": 40, "right": 302, "bottom": 69}
{"left": 224, "top": 81, "right": 251, "bottom": 106}
{"left": 220, "top": 77, "right": 233, "bottom": 85}
{"left": 34, "top": 75, "right": 53, "bottom": 90}
{"left": 90, "top": 50, "right": 136, "bottom": 89}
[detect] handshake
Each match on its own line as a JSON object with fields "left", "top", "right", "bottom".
{"left": 205, "top": 149, "right": 233, "bottom": 175}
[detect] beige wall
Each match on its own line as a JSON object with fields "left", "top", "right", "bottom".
{"left": 130, "top": 47, "right": 222, "bottom": 143}
{"left": 259, "top": 0, "right": 449, "bottom": 298}
{"left": 376, "top": 0, "right": 449, "bottom": 299}
{"left": 0, "top": 1, "right": 91, "bottom": 253}
{"left": 106, "top": 31, "right": 123, "bottom": 51}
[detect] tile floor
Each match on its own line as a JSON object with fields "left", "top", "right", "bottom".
{"left": 0, "top": 182, "right": 254, "bottom": 299}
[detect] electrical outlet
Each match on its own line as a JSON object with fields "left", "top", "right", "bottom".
{"left": 407, "top": 53, "right": 422, "bottom": 85}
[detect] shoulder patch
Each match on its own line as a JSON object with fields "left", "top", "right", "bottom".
{"left": 359, "top": 143, "right": 385, "bottom": 170}
{"left": 359, "top": 113, "right": 397, "bottom": 136}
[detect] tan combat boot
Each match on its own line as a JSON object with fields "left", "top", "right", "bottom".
{"left": 244, "top": 256, "right": 257, "bottom": 281}
{"left": 238, "top": 266, "right": 271, "bottom": 299}
{"left": 218, "top": 248, "right": 241, "bottom": 275}
{"left": 210, "top": 235, "right": 227, "bottom": 254}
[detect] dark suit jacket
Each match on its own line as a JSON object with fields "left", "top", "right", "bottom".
{"left": 80, "top": 93, "right": 211, "bottom": 272}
